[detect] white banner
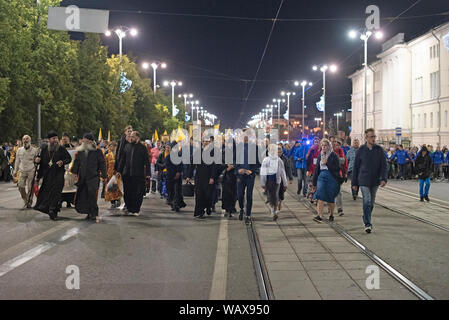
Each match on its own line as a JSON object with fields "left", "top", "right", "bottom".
{"left": 47, "top": 6, "right": 109, "bottom": 33}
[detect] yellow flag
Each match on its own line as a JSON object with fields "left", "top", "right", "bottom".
{"left": 98, "top": 128, "right": 103, "bottom": 141}
{"left": 154, "top": 130, "right": 159, "bottom": 141}
{"left": 107, "top": 130, "right": 110, "bottom": 142}
{"left": 163, "top": 130, "right": 168, "bottom": 136}
{"left": 214, "top": 124, "right": 220, "bottom": 130}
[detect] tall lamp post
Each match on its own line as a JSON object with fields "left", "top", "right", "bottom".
{"left": 163, "top": 80, "right": 183, "bottom": 117}
{"left": 281, "top": 91, "right": 296, "bottom": 141}
{"left": 188, "top": 100, "right": 199, "bottom": 124}
{"left": 295, "top": 80, "right": 313, "bottom": 138}
{"left": 313, "top": 64, "right": 337, "bottom": 135}
{"left": 105, "top": 26, "right": 138, "bottom": 63}
{"left": 348, "top": 29, "right": 383, "bottom": 137}
{"left": 143, "top": 61, "right": 167, "bottom": 92}
{"left": 273, "top": 98, "right": 285, "bottom": 131}
{"left": 334, "top": 112, "right": 343, "bottom": 132}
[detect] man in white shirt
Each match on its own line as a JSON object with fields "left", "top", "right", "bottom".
{"left": 14, "top": 135, "right": 38, "bottom": 208}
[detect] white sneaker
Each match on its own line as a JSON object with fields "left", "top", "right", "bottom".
{"left": 132, "top": 212, "right": 140, "bottom": 217}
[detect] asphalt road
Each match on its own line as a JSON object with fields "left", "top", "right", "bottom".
{"left": 0, "top": 182, "right": 259, "bottom": 299}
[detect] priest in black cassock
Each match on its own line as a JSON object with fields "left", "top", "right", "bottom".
{"left": 71, "top": 133, "right": 107, "bottom": 222}
{"left": 186, "top": 138, "right": 217, "bottom": 219}
{"left": 34, "top": 131, "right": 72, "bottom": 220}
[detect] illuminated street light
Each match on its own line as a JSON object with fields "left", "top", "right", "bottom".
{"left": 295, "top": 80, "right": 313, "bottom": 138}
{"left": 348, "top": 28, "right": 383, "bottom": 136}
{"left": 313, "top": 63, "right": 338, "bottom": 134}
{"left": 163, "top": 80, "right": 183, "bottom": 117}
{"left": 104, "top": 26, "right": 138, "bottom": 62}
{"left": 143, "top": 61, "right": 167, "bottom": 92}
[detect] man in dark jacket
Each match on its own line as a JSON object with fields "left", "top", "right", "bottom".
{"left": 352, "top": 128, "right": 387, "bottom": 233}
{"left": 415, "top": 146, "right": 432, "bottom": 202}
{"left": 71, "top": 133, "right": 107, "bottom": 222}
{"left": 114, "top": 125, "right": 133, "bottom": 172}
{"left": 117, "top": 131, "right": 151, "bottom": 216}
{"left": 34, "top": 131, "right": 72, "bottom": 220}
{"left": 165, "top": 142, "right": 186, "bottom": 212}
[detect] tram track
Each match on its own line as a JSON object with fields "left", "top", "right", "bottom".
{"left": 289, "top": 190, "right": 434, "bottom": 300}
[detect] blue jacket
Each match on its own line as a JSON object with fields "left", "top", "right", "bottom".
{"left": 444, "top": 152, "right": 449, "bottom": 164}
{"left": 390, "top": 149, "right": 411, "bottom": 165}
{"left": 294, "top": 145, "right": 309, "bottom": 169}
{"left": 235, "top": 143, "right": 260, "bottom": 177}
{"left": 431, "top": 151, "right": 444, "bottom": 165}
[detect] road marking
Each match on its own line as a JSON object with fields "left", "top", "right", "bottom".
{"left": 59, "top": 227, "right": 79, "bottom": 242}
{"left": 0, "top": 242, "right": 56, "bottom": 277}
{"left": 209, "top": 218, "right": 229, "bottom": 300}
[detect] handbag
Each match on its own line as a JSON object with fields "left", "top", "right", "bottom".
{"left": 106, "top": 175, "right": 118, "bottom": 192}
{"left": 182, "top": 181, "right": 195, "bottom": 197}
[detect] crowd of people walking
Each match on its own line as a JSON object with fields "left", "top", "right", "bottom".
{"left": 1, "top": 125, "right": 448, "bottom": 234}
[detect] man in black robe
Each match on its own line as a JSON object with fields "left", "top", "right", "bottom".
{"left": 186, "top": 139, "right": 217, "bottom": 219}
{"left": 71, "top": 133, "right": 107, "bottom": 222}
{"left": 34, "top": 131, "right": 72, "bottom": 220}
{"left": 164, "top": 142, "right": 186, "bottom": 212}
{"left": 117, "top": 131, "right": 151, "bottom": 216}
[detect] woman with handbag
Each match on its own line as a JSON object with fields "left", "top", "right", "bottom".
{"left": 311, "top": 138, "right": 343, "bottom": 223}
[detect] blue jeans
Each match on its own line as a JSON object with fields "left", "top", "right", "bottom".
{"left": 237, "top": 174, "right": 255, "bottom": 217}
{"left": 360, "top": 186, "right": 379, "bottom": 227}
{"left": 297, "top": 168, "right": 307, "bottom": 195}
{"left": 419, "top": 178, "right": 430, "bottom": 197}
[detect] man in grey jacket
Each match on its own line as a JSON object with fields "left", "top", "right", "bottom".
{"left": 346, "top": 138, "right": 360, "bottom": 200}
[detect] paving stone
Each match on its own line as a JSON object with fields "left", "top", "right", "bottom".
{"left": 307, "top": 269, "right": 352, "bottom": 281}
{"left": 354, "top": 278, "right": 409, "bottom": 290}
{"left": 296, "top": 253, "right": 335, "bottom": 261}
{"left": 302, "top": 260, "right": 342, "bottom": 270}
{"left": 363, "top": 289, "right": 418, "bottom": 300}
{"left": 269, "top": 270, "right": 310, "bottom": 281}
{"left": 258, "top": 241, "right": 291, "bottom": 248}
{"left": 325, "top": 245, "right": 361, "bottom": 253}
{"left": 339, "top": 260, "right": 374, "bottom": 270}
{"left": 293, "top": 246, "right": 328, "bottom": 254}
{"left": 262, "top": 247, "right": 296, "bottom": 255}
{"left": 332, "top": 253, "right": 371, "bottom": 261}
{"left": 345, "top": 268, "right": 392, "bottom": 280}
{"left": 266, "top": 262, "right": 304, "bottom": 271}
{"left": 312, "top": 279, "right": 362, "bottom": 290}
{"left": 271, "top": 280, "right": 321, "bottom": 300}
{"left": 264, "top": 254, "right": 300, "bottom": 262}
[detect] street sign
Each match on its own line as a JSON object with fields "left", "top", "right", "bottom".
{"left": 395, "top": 127, "right": 402, "bottom": 136}
{"left": 47, "top": 6, "right": 109, "bottom": 33}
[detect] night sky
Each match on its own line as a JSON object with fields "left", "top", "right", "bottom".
{"left": 61, "top": 0, "right": 449, "bottom": 129}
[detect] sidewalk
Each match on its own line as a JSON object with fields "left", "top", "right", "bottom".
{"left": 250, "top": 185, "right": 417, "bottom": 300}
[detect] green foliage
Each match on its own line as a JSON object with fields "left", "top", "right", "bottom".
{"left": 0, "top": 0, "right": 186, "bottom": 143}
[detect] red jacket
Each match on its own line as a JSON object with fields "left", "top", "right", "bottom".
{"left": 306, "top": 145, "right": 321, "bottom": 174}
{"left": 334, "top": 146, "right": 348, "bottom": 175}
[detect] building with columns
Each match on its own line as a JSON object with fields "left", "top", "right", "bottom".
{"left": 349, "top": 21, "right": 449, "bottom": 148}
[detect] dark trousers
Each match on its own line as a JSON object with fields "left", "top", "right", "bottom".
{"left": 157, "top": 173, "right": 163, "bottom": 194}
{"left": 222, "top": 181, "right": 237, "bottom": 213}
{"left": 194, "top": 184, "right": 213, "bottom": 216}
{"left": 167, "top": 178, "right": 182, "bottom": 209}
{"left": 123, "top": 175, "right": 145, "bottom": 213}
{"left": 398, "top": 164, "right": 405, "bottom": 179}
{"left": 237, "top": 174, "right": 255, "bottom": 217}
{"left": 348, "top": 171, "right": 359, "bottom": 197}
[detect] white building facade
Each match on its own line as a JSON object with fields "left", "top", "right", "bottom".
{"left": 349, "top": 22, "right": 449, "bottom": 147}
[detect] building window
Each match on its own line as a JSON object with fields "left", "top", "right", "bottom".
{"left": 445, "top": 111, "right": 448, "bottom": 127}
{"left": 424, "top": 113, "right": 427, "bottom": 128}
{"left": 418, "top": 114, "right": 421, "bottom": 129}
{"left": 430, "top": 112, "right": 433, "bottom": 128}
{"left": 430, "top": 71, "right": 440, "bottom": 99}
{"left": 430, "top": 44, "right": 440, "bottom": 59}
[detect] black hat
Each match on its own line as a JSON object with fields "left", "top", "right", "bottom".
{"left": 46, "top": 131, "right": 58, "bottom": 139}
{"left": 83, "top": 133, "right": 95, "bottom": 141}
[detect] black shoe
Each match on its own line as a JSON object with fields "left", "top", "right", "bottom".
{"left": 180, "top": 202, "right": 187, "bottom": 208}
{"left": 49, "top": 211, "right": 57, "bottom": 221}
{"left": 424, "top": 195, "right": 430, "bottom": 202}
{"left": 206, "top": 207, "right": 212, "bottom": 215}
{"left": 353, "top": 195, "right": 357, "bottom": 200}
{"left": 420, "top": 197, "right": 424, "bottom": 202}
{"left": 338, "top": 209, "right": 344, "bottom": 217}
{"left": 228, "top": 213, "right": 233, "bottom": 219}
{"left": 245, "top": 216, "right": 251, "bottom": 225}
{"left": 239, "top": 210, "right": 244, "bottom": 221}
{"left": 194, "top": 214, "right": 205, "bottom": 219}
{"left": 66, "top": 203, "right": 72, "bottom": 208}
{"left": 175, "top": 207, "right": 180, "bottom": 212}
{"left": 328, "top": 215, "right": 334, "bottom": 222}
{"left": 211, "top": 206, "right": 216, "bottom": 213}
{"left": 365, "top": 226, "right": 372, "bottom": 233}
{"left": 313, "top": 216, "right": 323, "bottom": 223}
{"left": 297, "top": 190, "right": 301, "bottom": 194}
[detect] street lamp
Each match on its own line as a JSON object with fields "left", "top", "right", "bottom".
{"left": 334, "top": 112, "right": 343, "bottom": 131}
{"left": 295, "top": 80, "right": 313, "bottom": 138}
{"left": 188, "top": 100, "right": 199, "bottom": 123}
{"left": 348, "top": 28, "right": 383, "bottom": 137}
{"left": 312, "top": 64, "right": 337, "bottom": 135}
{"left": 272, "top": 98, "right": 285, "bottom": 131}
{"left": 163, "top": 80, "right": 183, "bottom": 117}
{"left": 281, "top": 91, "right": 296, "bottom": 141}
{"left": 143, "top": 61, "right": 167, "bottom": 92}
{"left": 179, "top": 93, "right": 193, "bottom": 109}
{"left": 105, "top": 26, "right": 138, "bottom": 62}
